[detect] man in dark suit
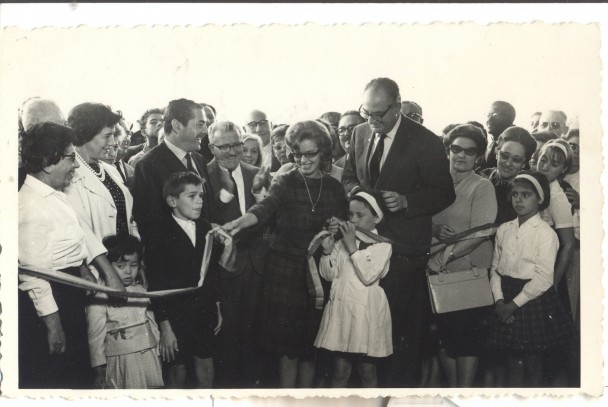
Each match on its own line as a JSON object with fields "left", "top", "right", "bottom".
{"left": 342, "top": 77, "right": 455, "bottom": 387}
{"left": 205, "top": 121, "right": 267, "bottom": 387}
{"left": 132, "top": 98, "right": 211, "bottom": 244}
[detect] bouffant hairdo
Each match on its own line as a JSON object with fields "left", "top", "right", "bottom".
{"left": 446, "top": 124, "right": 488, "bottom": 155}
{"left": 67, "top": 103, "right": 122, "bottom": 147}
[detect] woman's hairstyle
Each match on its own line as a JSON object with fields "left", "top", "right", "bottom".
{"left": 286, "top": 120, "right": 333, "bottom": 173}
{"left": 496, "top": 126, "right": 538, "bottom": 164}
{"left": 67, "top": 103, "right": 122, "bottom": 147}
{"left": 511, "top": 170, "right": 551, "bottom": 212}
{"left": 208, "top": 121, "right": 243, "bottom": 144}
{"left": 162, "top": 171, "right": 204, "bottom": 201}
{"left": 240, "top": 133, "right": 264, "bottom": 167}
{"left": 531, "top": 130, "right": 559, "bottom": 144}
{"left": 22, "top": 122, "right": 75, "bottom": 174}
{"left": 446, "top": 124, "right": 488, "bottom": 155}
{"left": 102, "top": 234, "right": 143, "bottom": 263}
{"left": 539, "top": 138, "right": 574, "bottom": 174}
{"left": 270, "top": 124, "right": 289, "bottom": 144}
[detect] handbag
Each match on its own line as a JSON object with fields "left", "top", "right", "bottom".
{"left": 427, "top": 244, "right": 494, "bottom": 314}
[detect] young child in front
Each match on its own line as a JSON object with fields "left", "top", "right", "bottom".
{"left": 314, "top": 192, "right": 392, "bottom": 388}
{"left": 86, "top": 234, "right": 163, "bottom": 389}
{"left": 144, "top": 172, "right": 224, "bottom": 389}
{"left": 489, "top": 171, "right": 572, "bottom": 387}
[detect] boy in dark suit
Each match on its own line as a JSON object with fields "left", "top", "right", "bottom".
{"left": 145, "top": 172, "right": 229, "bottom": 388}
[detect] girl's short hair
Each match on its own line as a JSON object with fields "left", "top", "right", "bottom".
{"left": 102, "top": 234, "right": 143, "bottom": 263}
{"left": 539, "top": 138, "right": 574, "bottom": 174}
{"left": 511, "top": 170, "right": 551, "bottom": 212}
{"left": 446, "top": 124, "right": 488, "bottom": 156}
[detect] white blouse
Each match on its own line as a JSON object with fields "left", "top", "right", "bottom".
{"left": 490, "top": 213, "right": 559, "bottom": 307}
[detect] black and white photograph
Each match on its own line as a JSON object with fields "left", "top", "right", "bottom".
{"left": 0, "top": 3, "right": 605, "bottom": 405}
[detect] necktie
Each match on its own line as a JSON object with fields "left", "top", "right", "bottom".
{"left": 369, "top": 133, "right": 386, "bottom": 187}
{"left": 229, "top": 170, "right": 241, "bottom": 212}
{"left": 185, "top": 153, "right": 198, "bottom": 175}
{"left": 115, "top": 161, "right": 126, "bottom": 184}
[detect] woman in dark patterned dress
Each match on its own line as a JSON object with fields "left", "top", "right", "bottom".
{"left": 223, "top": 120, "right": 347, "bottom": 388}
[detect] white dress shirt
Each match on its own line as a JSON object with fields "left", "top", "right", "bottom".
{"left": 368, "top": 114, "right": 401, "bottom": 171}
{"left": 218, "top": 163, "right": 246, "bottom": 215}
{"left": 19, "top": 175, "right": 90, "bottom": 316}
{"left": 172, "top": 214, "right": 197, "bottom": 246}
{"left": 490, "top": 213, "right": 559, "bottom": 307}
{"left": 165, "top": 138, "right": 199, "bottom": 175}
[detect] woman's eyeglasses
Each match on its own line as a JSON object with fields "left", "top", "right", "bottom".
{"left": 498, "top": 150, "right": 525, "bottom": 165}
{"left": 449, "top": 144, "right": 478, "bottom": 156}
{"left": 293, "top": 150, "right": 321, "bottom": 159}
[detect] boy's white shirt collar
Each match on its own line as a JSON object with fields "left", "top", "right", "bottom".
{"left": 172, "top": 213, "right": 197, "bottom": 246}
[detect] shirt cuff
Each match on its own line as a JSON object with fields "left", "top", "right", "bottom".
{"left": 512, "top": 292, "right": 530, "bottom": 308}
{"left": 220, "top": 189, "right": 235, "bottom": 203}
{"left": 31, "top": 294, "right": 59, "bottom": 317}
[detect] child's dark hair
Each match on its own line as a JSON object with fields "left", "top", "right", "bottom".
{"left": 102, "top": 234, "right": 143, "bottom": 263}
{"left": 162, "top": 171, "right": 204, "bottom": 201}
{"left": 510, "top": 170, "right": 551, "bottom": 212}
{"left": 348, "top": 194, "right": 379, "bottom": 217}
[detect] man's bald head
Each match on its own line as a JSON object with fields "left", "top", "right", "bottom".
{"left": 538, "top": 110, "right": 568, "bottom": 137}
{"left": 21, "top": 98, "right": 65, "bottom": 131}
{"left": 244, "top": 109, "right": 272, "bottom": 145}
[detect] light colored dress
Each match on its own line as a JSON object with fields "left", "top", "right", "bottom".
{"left": 314, "top": 232, "right": 392, "bottom": 357}
{"left": 87, "top": 284, "right": 163, "bottom": 389}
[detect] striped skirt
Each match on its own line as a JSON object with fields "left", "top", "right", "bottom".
{"left": 489, "top": 275, "right": 573, "bottom": 352}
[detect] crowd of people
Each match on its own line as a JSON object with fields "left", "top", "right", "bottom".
{"left": 16, "top": 77, "right": 581, "bottom": 390}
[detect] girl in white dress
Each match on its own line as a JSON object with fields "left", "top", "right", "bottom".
{"left": 315, "top": 192, "right": 392, "bottom": 388}
{"left": 87, "top": 235, "right": 163, "bottom": 389}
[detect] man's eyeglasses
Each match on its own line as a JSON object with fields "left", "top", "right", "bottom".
{"left": 487, "top": 112, "right": 508, "bottom": 120}
{"left": 498, "top": 150, "right": 526, "bottom": 165}
{"left": 62, "top": 153, "right": 77, "bottom": 163}
{"left": 405, "top": 112, "right": 422, "bottom": 121}
{"left": 449, "top": 144, "right": 478, "bottom": 157}
{"left": 359, "top": 104, "right": 396, "bottom": 122}
{"left": 210, "top": 142, "right": 244, "bottom": 153}
{"left": 246, "top": 119, "right": 269, "bottom": 128}
{"left": 541, "top": 122, "right": 562, "bottom": 131}
{"left": 293, "top": 150, "right": 321, "bottom": 160}
{"left": 337, "top": 125, "right": 357, "bottom": 135}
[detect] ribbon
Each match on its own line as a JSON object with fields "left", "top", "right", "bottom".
{"left": 18, "top": 226, "right": 235, "bottom": 299}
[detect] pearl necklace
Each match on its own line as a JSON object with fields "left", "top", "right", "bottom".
{"left": 300, "top": 170, "right": 323, "bottom": 213}
{"left": 76, "top": 151, "right": 106, "bottom": 181}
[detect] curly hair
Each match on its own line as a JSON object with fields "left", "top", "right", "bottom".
{"left": 67, "top": 102, "right": 122, "bottom": 146}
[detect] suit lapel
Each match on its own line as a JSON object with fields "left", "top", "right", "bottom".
{"left": 158, "top": 143, "right": 189, "bottom": 174}
{"left": 376, "top": 115, "right": 410, "bottom": 188}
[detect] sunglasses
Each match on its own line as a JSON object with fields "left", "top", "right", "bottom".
{"left": 449, "top": 144, "right": 478, "bottom": 156}
{"left": 293, "top": 150, "right": 321, "bottom": 159}
{"left": 498, "top": 150, "right": 526, "bottom": 165}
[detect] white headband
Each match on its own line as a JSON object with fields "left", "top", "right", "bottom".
{"left": 542, "top": 141, "right": 570, "bottom": 160}
{"left": 353, "top": 191, "right": 384, "bottom": 220}
{"left": 514, "top": 174, "right": 544, "bottom": 204}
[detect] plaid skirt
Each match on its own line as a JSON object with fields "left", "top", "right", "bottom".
{"left": 489, "top": 275, "right": 573, "bottom": 352}
{"left": 257, "top": 249, "right": 322, "bottom": 359}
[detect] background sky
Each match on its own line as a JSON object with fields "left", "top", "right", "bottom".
{"left": 0, "top": 15, "right": 599, "bottom": 136}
